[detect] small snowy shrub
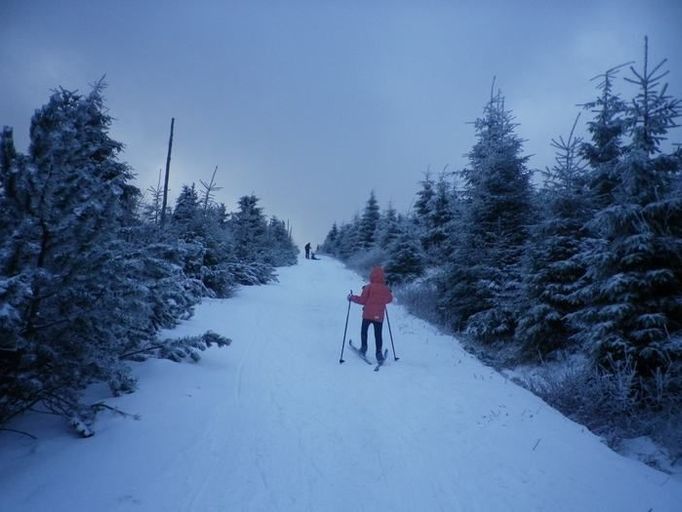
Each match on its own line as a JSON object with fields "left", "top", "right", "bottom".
{"left": 394, "top": 277, "right": 441, "bottom": 326}
{"left": 528, "top": 353, "right": 682, "bottom": 458}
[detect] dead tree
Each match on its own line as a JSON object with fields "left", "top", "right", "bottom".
{"left": 160, "top": 117, "right": 174, "bottom": 228}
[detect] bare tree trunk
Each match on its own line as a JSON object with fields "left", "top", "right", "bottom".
{"left": 160, "top": 117, "right": 175, "bottom": 228}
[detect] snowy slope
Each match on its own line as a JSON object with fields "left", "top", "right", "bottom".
{"left": 1, "top": 258, "right": 681, "bottom": 512}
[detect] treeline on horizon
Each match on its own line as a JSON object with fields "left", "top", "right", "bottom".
{"left": 0, "top": 81, "right": 298, "bottom": 436}
{"left": 322, "top": 39, "right": 682, "bottom": 454}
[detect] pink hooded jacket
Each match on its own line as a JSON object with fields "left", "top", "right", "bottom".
{"left": 350, "top": 267, "right": 393, "bottom": 322}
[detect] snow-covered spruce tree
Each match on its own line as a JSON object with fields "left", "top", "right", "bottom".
{"left": 321, "top": 222, "right": 339, "bottom": 255}
{"left": 162, "top": 175, "right": 274, "bottom": 297}
{"left": 195, "top": 202, "right": 238, "bottom": 296}
{"left": 231, "top": 194, "right": 267, "bottom": 261}
{"left": 169, "top": 184, "right": 206, "bottom": 281}
{"left": 228, "top": 194, "right": 276, "bottom": 285}
{"left": 516, "top": 115, "right": 591, "bottom": 359}
{"left": 412, "top": 172, "right": 434, "bottom": 251}
{"left": 0, "top": 84, "right": 145, "bottom": 432}
{"left": 580, "top": 64, "right": 629, "bottom": 211}
{"left": 414, "top": 171, "right": 435, "bottom": 225}
{"left": 121, "top": 224, "right": 206, "bottom": 332}
{"left": 142, "top": 170, "right": 164, "bottom": 226}
{"left": 0, "top": 85, "right": 229, "bottom": 435}
{"left": 263, "top": 216, "right": 298, "bottom": 266}
{"left": 0, "top": 127, "right": 31, "bottom": 355}
{"left": 358, "top": 190, "right": 381, "bottom": 249}
{"left": 328, "top": 222, "right": 350, "bottom": 259}
{"left": 384, "top": 221, "right": 425, "bottom": 285}
{"left": 438, "top": 89, "right": 534, "bottom": 340}
{"left": 173, "top": 183, "right": 202, "bottom": 230}
{"left": 422, "top": 172, "right": 457, "bottom": 264}
{"left": 377, "top": 203, "right": 401, "bottom": 250}
{"left": 571, "top": 39, "right": 682, "bottom": 386}
{"left": 337, "top": 214, "right": 363, "bottom": 260}
{"left": 559, "top": 64, "right": 629, "bottom": 352}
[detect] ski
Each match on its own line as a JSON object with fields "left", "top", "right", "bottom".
{"left": 374, "top": 349, "right": 389, "bottom": 372}
{"left": 347, "top": 340, "right": 372, "bottom": 365}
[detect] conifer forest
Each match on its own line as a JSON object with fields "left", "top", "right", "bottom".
{"left": 1, "top": 4, "right": 682, "bottom": 508}
{"left": 323, "top": 39, "right": 682, "bottom": 454}
{"left": 0, "top": 83, "right": 298, "bottom": 435}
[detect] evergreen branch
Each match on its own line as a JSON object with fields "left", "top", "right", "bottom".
{"left": 588, "top": 62, "right": 634, "bottom": 82}
{"left": 90, "top": 402, "right": 140, "bottom": 420}
{"left": 0, "top": 428, "right": 37, "bottom": 440}
{"left": 648, "top": 59, "right": 668, "bottom": 79}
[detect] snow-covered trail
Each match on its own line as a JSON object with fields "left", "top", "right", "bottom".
{"left": 1, "top": 258, "right": 681, "bottom": 512}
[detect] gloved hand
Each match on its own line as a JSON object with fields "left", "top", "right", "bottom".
{"left": 347, "top": 293, "right": 353, "bottom": 301}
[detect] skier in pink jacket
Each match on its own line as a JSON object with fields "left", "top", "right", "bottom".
{"left": 348, "top": 266, "right": 393, "bottom": 362}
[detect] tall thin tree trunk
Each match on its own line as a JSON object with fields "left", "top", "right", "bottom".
{"left": 160, "top": 117, "right": 175, "bottom": 228}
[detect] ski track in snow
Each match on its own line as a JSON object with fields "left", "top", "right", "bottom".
{"left": 1, "top": 258, "right": 681, "bottom": 512}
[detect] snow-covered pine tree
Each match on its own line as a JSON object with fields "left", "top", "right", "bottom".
{"left": 423, "top": 171, "right": 457, "bottom": 264}
{"left": 358, "top": 190, "right": 381, "bottom": 249}
{"left": 231, "top": 194, "right": 268, "bottom": 262}
{"left": 571, "top": 38, "right": 682, "bottom": 383}
{"left": 0, "top": 127, "right": 31, "bottom": 354}
{"left": 143, "top": 169, "right": 164, "bottom": 225}
{"left": 264, "top": 216, "right": 298, "bottom": 266}
{"left": 414, "top": 171, "right": 435, "bottom": 224}
{"left": 384, "top": 220, "right": 425, "bottom": 285}
{"left": 0, "top": 83, "right": 146, "bottom": 431}
{"left": 516, "top": 115, "right": 591, "bottom": 358}
{"left": 562, "top": 64, "right": 630, "bottom": 353}
{"left": 337, "top": 213, "right": 363, "bottom": 260}
{"left": 322, "top": 222, "right": 339, "bottom": 254}
{"left": 0, "top": 85, "right": 231, "bottom": 434}
{"left": 167, "top": 183, "right": 208, "bottom": 285}
{"left": 328, "top": 222, "right": 350, "bottom": 259}
{"left": 580, "top": 64, "right": 629, "bottom": 211}
{"left": 228, "top": 194, "right": 276, "bottom": 285}
{"left": 439, "top": 88, "right": 534, "bottom": 340}
{"left": 377, "top": 203, "right": 401, "bottom": 250}
{"left": 173, "top": 184, "right": 201, "bottom": 231}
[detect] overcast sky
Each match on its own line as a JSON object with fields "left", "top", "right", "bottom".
{"left": 2, "top": 0, "right": 681, "bottom": 246}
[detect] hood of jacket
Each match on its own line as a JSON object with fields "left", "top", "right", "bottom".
{"left": 369, "top": 266, "right": 386, "bottom": 285}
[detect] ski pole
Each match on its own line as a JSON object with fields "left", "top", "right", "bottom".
{"left": 339, "top": 290, "right": 352, "bottom": 364}
{"left": 385, "top": 307, "right": 399, "bottom": 361}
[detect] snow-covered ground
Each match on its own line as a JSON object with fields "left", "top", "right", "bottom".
{"left": 1, "top": 258, "right": 681, "bottom": 512}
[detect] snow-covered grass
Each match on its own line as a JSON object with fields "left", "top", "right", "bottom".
{"left": 397, "top": 274, "right": 682, "bottom": 474}
{"left": 1, "top": 257, "right": 681, "bottom": 511}
{"left": 509, "top": 355, "right": 682, "bottom": 475}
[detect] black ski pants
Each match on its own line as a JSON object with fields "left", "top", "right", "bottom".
{"left": 360, "top": 319, "right": 383, "bottom": 355}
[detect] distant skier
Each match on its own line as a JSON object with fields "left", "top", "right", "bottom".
{"left": 347, "top": 266, "right": 393, "bottom": 362}
{"left": 304, "top": 242, "right": 311, "bottom": 259}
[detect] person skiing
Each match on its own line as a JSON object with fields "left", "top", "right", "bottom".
{"left": 304, "top": 242, "right": 311, "bottom": 259}
{"left": 347, "top": 266, "right": 393, "bottom": 362}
